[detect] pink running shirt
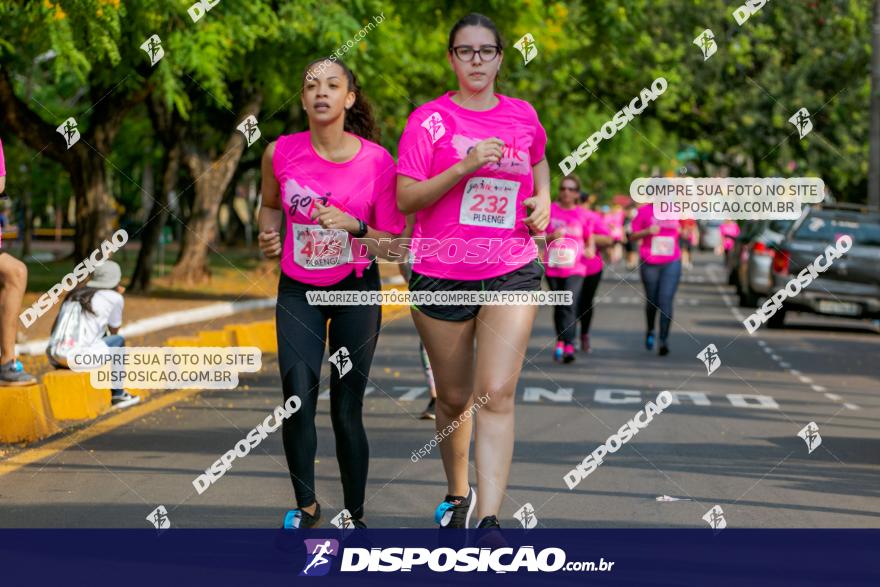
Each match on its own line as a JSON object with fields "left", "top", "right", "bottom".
{"left": 720, "top": 221, "right": 740, "bottom": 251}
{"left": 397, "top": 92, "right": 547, "bottom": 280}
{"left": 0, "top": 138, "right": 5, "bottom": 177}
{"left": 631, "top": 203, "right": 681, "bottom": 264}
{"left": 273, "top": 132, "right": 405, "bottom": 287}
{"left": 584, "top": 210, "right": 610, "bottom": 276}
{"left": 544, "top": 203, "right": 592, "bottom": 278}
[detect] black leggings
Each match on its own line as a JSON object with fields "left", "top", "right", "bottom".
{"left": 546, "top": 275, "right": 584, "bottom": 344}
{"left": 275, "top": 263, "right": 381, "bottom": 521}
{"left": 578, "top": 270, "right": 603, "bottom": 335}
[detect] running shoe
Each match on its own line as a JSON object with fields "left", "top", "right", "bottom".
{"left": 351, "top": 518, "right": 367, "bottom": 529}
{"left": 0, "top": 360, "right": 36, "bottom": 386}
{"left": 658, "top": 342, "right": 670, "bottom": 356}
{"left": 434, "top": 487, "right": 476, "bottom": 528}
{"left": 111, "top": 391, "right": 141, "bottom": 409}
{"left": 645, "top": 332, "right": 655, "bottom": 351}
{"left": 563, "top": 343, "right": 576, "bottom": 364}
{"left": 282, "top": 503, "right": 321, "bottom": 529}
{"left": 420, "top": 397, "right": 436, "bottom": 420}
{"left": 477, "top": 515, "right": 501, "bottom": 529}
{"left": 553, "top": 341, "right": 564, "bottom": 362}
{"left": 580, "top": 333, "right": 591, "bottom": 354}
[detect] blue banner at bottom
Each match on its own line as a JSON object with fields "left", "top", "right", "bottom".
{"left": 1, "top": 529, "right": 877, "bottom": 585}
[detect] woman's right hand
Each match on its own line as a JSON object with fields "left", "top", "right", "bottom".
{"left": 458, "top": 138, "right": 504, "bottom": 175}
{"left": 258, "top": 230, "right": 281, "bottom": 258}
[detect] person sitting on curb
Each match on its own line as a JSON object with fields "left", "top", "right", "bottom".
{"left": 46, "top": 260, "right": 140, "bottom": 409}
{"left": 0, "top": 136, "right": 37, "bottom": 386}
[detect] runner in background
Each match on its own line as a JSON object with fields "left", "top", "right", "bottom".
{"left": 679, "top": 217, "right": 698, "bottom": 270}
{"left": 604, "top": 201, "right": 626, "bottom": 265}
{"left": 258, "top": 58, "right": 405, "bottom": 529}
{"left": 396, "top": 13, "right": 550, "bottom": 530}
{"left": 544, "top": 176, "right": 594, "bottom": 363}
{"left": 719, "top": 219, "right": 740, "bottom": 262}
{"left": 397, "top": 215, "right": 437, "bottom": 420}
{"left": 579, "top": 197, "right": 613, "bottom": 354}
{"left": 628, "top": 203, "right": 682, "bottom": 356}
{"left": 623, "top": 204, "right": 639, "bottom": 270}
{"left": 0, "top": 137, "right": 36, "bottom": 386}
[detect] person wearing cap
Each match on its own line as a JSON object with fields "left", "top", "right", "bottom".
{"left": 46, "top": 260, "right": 140, "bottom": 408}
{"left": 0, "top": 136, "right": 37, "bottom": 386}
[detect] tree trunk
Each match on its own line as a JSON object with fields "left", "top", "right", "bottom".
{"left": 869, "top": 0, "right": 880, "bottom": 208}
{"left": 169, "top": 94, "right": 262, "bottom": 284}
{"left": 129, "top": 144, "right": 180, "bottom": 292}
{"left": 67, "top": 147, "right": 117, "bottom": 258}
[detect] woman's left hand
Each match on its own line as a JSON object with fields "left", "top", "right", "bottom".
{"left": 523, "top": 193, "right": 551, "bottom": 233}
{"left": 312, "top": 202, "right": 359, "bottom": 233}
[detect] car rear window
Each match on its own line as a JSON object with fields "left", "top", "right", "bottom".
{"left": 795, "top": 214, "right": 880, "bottom": 246}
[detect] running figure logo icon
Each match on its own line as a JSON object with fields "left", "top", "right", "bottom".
{"left": 420, "top": 112, "right": 446, "bottom": 144}
{"left": 56, "top": 117, "right": 80, "bottom": 149}
{"left": 697, "top": 344, "right": 721, "bottom": 375}
{"left": 146, "top": 505, "right": 171, "bottom": 530}
{"left": 140, "top": 34, "right": 165, "bottom": 66}
{"left": 797, "top": 421, "right": 822, "bottom": 454}
{"left": 514, "top": 502, "right": 538, "bottom": 529}
{"left": 702, "top": 505, "right": 727, "bottom": 531}
{"left": 693, "top": 29, "right": 717, "bottom": 61}
{"left": 514, "top": 33, "right": 538, "bottom": 65}
{"left": 330, "top": 508, "right": 355, "bottom": 529}
{"left": 237, "top": 115, "right": 261, "bottom": 147}
{"left": 789, "top": 108, "right": 813, "bottom": 139}
{"left": 328, "top": 347, "right": 352, "bottom": 378}
{"left": 300, "top": 539, "right": 339, "bottom": 577}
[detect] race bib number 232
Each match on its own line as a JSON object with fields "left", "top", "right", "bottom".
{"left": 460, "top": 177, "right": 520, "bottom": 229}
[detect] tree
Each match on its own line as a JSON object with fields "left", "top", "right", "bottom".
{"left": 870, "top": 0, "right": 879, "bottom": 207}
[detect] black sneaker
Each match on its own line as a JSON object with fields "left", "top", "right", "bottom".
{"left": 434, "top": 487, "right": 476, "bottom": 528}
{"left": 111, "top": 391, "right": 141, "bottom": 409}
{"left": 658, "top": 342, "right": 670, "bottom": 356}
{"left": 477, "top": 515, "right": 501, "bottom": 529}
{"left": 0, "top": 360, "right": 36, "bottom": 386}
{"left": 282, "top": 503, "right": 321, "bottom": 529}
{"left": 420, "top": 397, "right": 436, "bottom": 420}
{"left": 351, "top": 518, "right": 367, "bottom": 529}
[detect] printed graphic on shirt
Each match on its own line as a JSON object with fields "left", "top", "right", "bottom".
{"left": 452, "top": 134, "right": 530, "bottom": 176}
{"left": 283, "top": 177, "right": 329, "bottom": 220}
{"left": 460, "top": 177, "right": 520, "bottom": 229}
{"left": 421, "top": 112, "right": 446, "bottom": 144}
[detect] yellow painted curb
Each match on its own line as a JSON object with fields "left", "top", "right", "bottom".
{"left": 0, "top": 384, "right": 59, "bottom": 443}
{"left": 197, "top": 329, "right": 233, "bottom": 347}
{"left": 166, "top": 336, "right": 201, "bottom": 347}
{"left": 43, "top": 370, "right": 111, "bottom": 421}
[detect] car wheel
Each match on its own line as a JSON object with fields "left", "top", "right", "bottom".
{"left": 766, "top": 307, "right": 787, "bottom": 329}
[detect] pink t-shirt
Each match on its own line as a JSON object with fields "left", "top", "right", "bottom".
{"left": 720, "top": 221, "right": 740, "bottom": 251}
{"left": 604, "top": 209, "right": 625, "bottom": 241}
{"left": 544, "top": 203, "right": 592, "bottom": 278}
{"left": 584, "top": 210, "right": 610, "bottom": 276}
{"left": 631, "top": 204, "right": 681, "bottom": 264}
{"left": 397, "top": 92, "right": 547, "bottom": 280}
{"left": 273, "top": 132, "right": 405, "bottom": 287}
{"left": 0, "top": 138, "right": 6, "bottom": 177}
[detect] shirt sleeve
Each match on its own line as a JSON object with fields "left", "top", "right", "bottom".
{"left": 630, "top": 206, "right": 648, "bottom": 233}
{"left": 0, "top": 138, "right": 6, "bottom": 177}
{"left": 590, "top": 212, "right": 611, "bottom": 236}
{"left": 529, "top": 104, "right": 547, "bottom": 164}
{"left": 107, "top": 292, "right": 124, "bottom": 329}
{"left": 368, "top": 152, "right": 406, "bottom": 235}
{"left": 396, "top": 109, "right": 435, "bottom": 181}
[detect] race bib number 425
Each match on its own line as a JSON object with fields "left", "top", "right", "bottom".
{"left": 460, "top": 177, "right": 520, "bottom": 229}
{"left": 292, "top": 224, "right": 351, "bottom": 269}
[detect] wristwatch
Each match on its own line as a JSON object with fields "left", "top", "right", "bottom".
{"left": 352, "top": 218, "right": 368, "bottom": 238}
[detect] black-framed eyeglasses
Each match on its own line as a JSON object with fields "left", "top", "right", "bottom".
{"left": 450, "top": 45, "right": 501, "bottom": 62}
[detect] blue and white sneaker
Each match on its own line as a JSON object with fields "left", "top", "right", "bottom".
{"left": 645, "top": 332, "right": 655, "bottom": 351}
{"left": 434, "top": 487, "right": 476, "bottom": 528}
{"left": 282, "top": 503, "right": 321, "bottom": 529}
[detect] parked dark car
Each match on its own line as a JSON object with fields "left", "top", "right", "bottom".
{"left": 767, "top": 205, "right": 880, "bottom": 328}
{"left": 729, "top": 219, "right": 794, "bottom": 307}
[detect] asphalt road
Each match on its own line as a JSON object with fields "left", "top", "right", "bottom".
{"left": 1, "top": 252, "right": 877, "bottom": 529}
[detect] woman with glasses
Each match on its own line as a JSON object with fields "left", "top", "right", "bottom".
{"left": 397, "top": 13, "right": 550, "bottom": 530}
{"left": 544, "top": 176, "right": 595, "bottom": 363}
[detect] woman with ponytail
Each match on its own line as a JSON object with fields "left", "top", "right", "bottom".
{"left": 258, "top": 58, "right": 405, "bottom": 529}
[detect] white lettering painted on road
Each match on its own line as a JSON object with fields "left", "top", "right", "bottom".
{"left": 523, "top": 387, "right": 574, "bottom": 403}
{"left": 668, "top": 391, "right": 712, "bottom": 406}
{"left": 727, "top": 394, "right": 779, "bottom": 409}
{"left": 594, "top": 389, "right": 642, "bottom": 404}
